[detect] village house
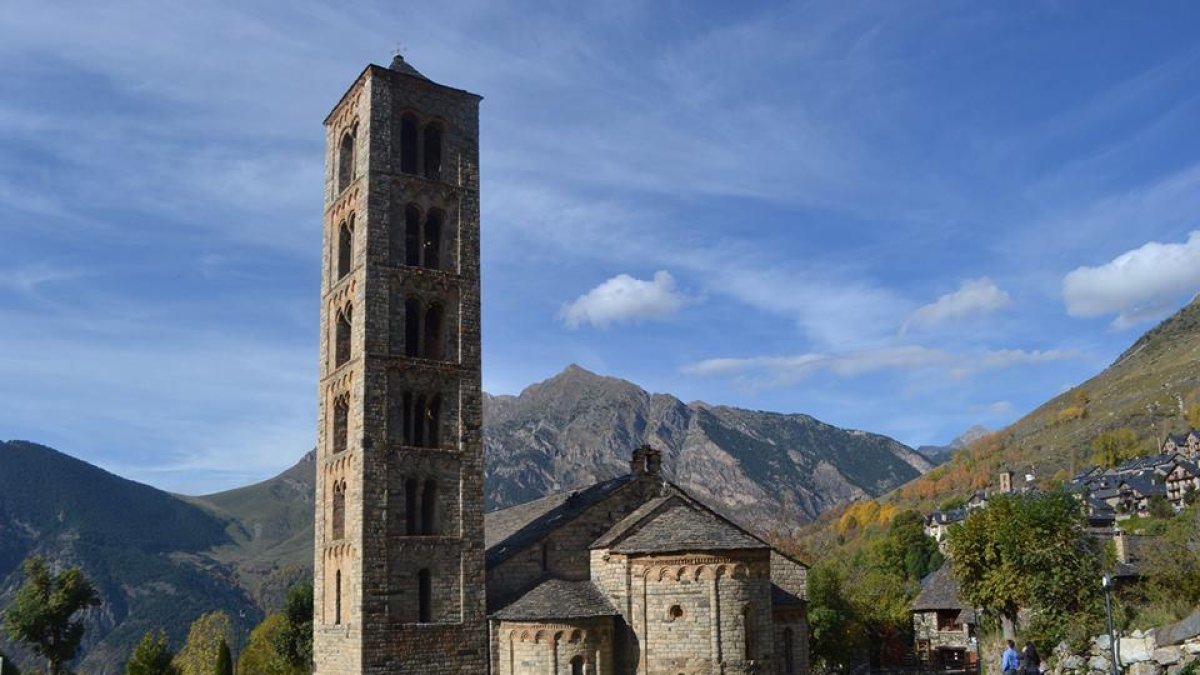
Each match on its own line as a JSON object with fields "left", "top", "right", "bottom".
{"left": 911, "top": 564, "right": 978, "bottom": 673}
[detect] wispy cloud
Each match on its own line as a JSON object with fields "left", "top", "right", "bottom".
{"left": 902, "top": 277, "right": 1011, "bottom": 334}
{"left": 683, "top": 346, "right": 1076, "bottom": 388}
{"left": 1063, "top": 231, "right": 1200, "bottom": 328}
{"left": 560, "top": 271, "right": 688, "bottom": 329}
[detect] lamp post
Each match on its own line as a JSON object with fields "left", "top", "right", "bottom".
{"left": 1102, "top": 574, "right": 1119, "bottom": 675}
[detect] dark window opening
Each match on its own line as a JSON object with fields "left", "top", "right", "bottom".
{"left": 668, "top": 605, "right": 683, "bottom": 621}
{"left": 423, "top": 210, "right": 442, "bottom": 270}
{"left": 413, "top": 395, "right": 427, "bottom": 447}
{"left": 417, "top": 568, "right": 432, "bottom": 623}
{"left": 400, "top": 115, "right": 419, "bottom": 175}
{"left": 404, "top": 477, "right": 419, "bottom": 536}
{"left": 336, "top": 218, "right": 354, "bottom": 279}
{"left": 424, "top": 304, "right": 443, "bottom": 360}
{"left": 404, "top": 205, "right": 421, "bottom": 267}
{"left": 404, "top": 298, "right": 421, "bottom": 357}
{"left": 334, "top": 570, "right": 342, "bottom": 625}
{"left": 570, "top": 656, "right": 584, "bottom": 675}
{"left": 332, "top": 397, "right": 348, "bottom": 454}
{"left": 332, "top": 481, "right": 345, "bottom": 540}
{"left": 784, "top": 627, "right": 795, "bottom": 674}
{"left": 540, "top": 542, "right": 550, "bottom": 572}
{"left": 334, "top": 308, "right": 352, "bottom": 367}
{"left": 423, "top": 124, "right": 442, "bottom": 181}
{"left": 402, "top": 392, "right": 414, "bottom": 447}
{"left": 743, "top": 605, "right": 753, "bottom": 660}
{"left": 421, "top": 478, "right": 437, "bottom": 535}
{"left": 426, "top": 395, "right": 441, "bottom": 448}
{"left": 337, "top": 131, "right": 355, "bottom": 192}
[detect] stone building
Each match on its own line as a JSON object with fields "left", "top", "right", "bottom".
{"left": 911, "top": 564, "right": 977, "bottom": 673}
{"left": 314, "top": 55, "right": 809, "bottom": 674}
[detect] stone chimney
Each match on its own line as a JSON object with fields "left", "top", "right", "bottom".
{"left": 998, "top": 469, "right": 1014, "bottom": 494}
{"left": 631, "top": 445, "right": 662, "bottom": 477}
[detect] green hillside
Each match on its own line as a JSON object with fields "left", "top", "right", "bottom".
{"left": 0, "top": 441, "right": 262, "bottom": 675}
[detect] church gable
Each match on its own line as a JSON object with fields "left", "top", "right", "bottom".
{"left": 596, "top": 494, "right": 768, "bottom": 555}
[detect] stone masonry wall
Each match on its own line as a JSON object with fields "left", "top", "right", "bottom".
{"left": 1052, "top": 612, "right": 1200, "bottom": 675}
{"left": 495, "top": 618, "right": 615, "bottom": 675}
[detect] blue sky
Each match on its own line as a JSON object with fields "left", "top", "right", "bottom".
{"left": 2, "top": 1, "right": 1200, "bottom": 494}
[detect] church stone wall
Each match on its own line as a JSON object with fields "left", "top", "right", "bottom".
{"left": 495, "top": 618, "right": 615, "bottom": 675}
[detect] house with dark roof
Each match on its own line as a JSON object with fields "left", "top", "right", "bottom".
{"left": 911, "top": 563, "right": 977, "bottom": 673}
{"left": 484, "top": 446, "right": 810, "bottom": 675}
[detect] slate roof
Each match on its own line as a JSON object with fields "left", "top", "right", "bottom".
{"left": 484, "top": 475, "right": 634, "bottom": 568}
{"left": 772, "top": 583, "right": 805, "bottom": 608}
{"left": 597, "top": 495, "right": 768, "bottom": 555}
{"left": 490, "top": 578, "right": 618, "bottom": 621}
{"left": 912, "top": 564, "right": 971, "bottom": 613}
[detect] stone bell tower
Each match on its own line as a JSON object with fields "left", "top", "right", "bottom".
{"left": 313, "top": 54, "right": 485, "bottom": 674}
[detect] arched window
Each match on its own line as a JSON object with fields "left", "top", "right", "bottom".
{"left": 743, "top": 605, "right": 753, "bottom": 660}
{"left": 332, "top": 397, "right": 348, "bottom": 454}
{"left": 400, "top": 114, "right": 419, "bottom": 175}
{"left": 404, "top": 477, "right": 419, "bottom": 536}
{"left": 412, "top": 395, "right": 427, "bottom": 448}
{"left": 332, "top": 481, "right": 345, "bottom": 540}
{"left": 404, "top": 298, "right": 421, "bottom": 357}
{"left": 570, "top": 656, "right": 584, "bottom": 675}
{"left": 423, "top": 209, "right": 442, "bottom": 270}
{"left": 424, "top": 303, "right": 443, "bottom": 360}
{"left": 421, "top": 478, "right": 437, "bottom": 535}
{"left": 334, "top": 570, "right": 343, "bottom": 625}
{"left": 334, "top": 307, "right": 352, "bottom": 367}
{"left": 336, "top": 217, "right": 354, "bottom": 279}
{"left": 423, "top": 123, "right": 442, "bottom": 181}
{"left": 425, "top": 395, "right": 441, "bottom": 448}
{"left": 404, "top": 205, "right": 421, "bottom": 267}
{"left": 337, "top": 130, "right": 355, "bottom": 192}
{"left": 417, "top": 568, "right": 432, "bottom": 623}
{"left": 540, "top": 541, "right": 551, "bottom": 572}
{"left": 402, "top": 392, "right": 414, "bottom": 447}
{"left": 783, "top": 627, "right": 795, "bottom": 674}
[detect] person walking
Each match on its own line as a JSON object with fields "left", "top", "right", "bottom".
{"left": 1022, "top": 642, "right": 1041, "bottom": 675}
{"left": 1001, "top": 640, "right": 1020, "bottom": 675}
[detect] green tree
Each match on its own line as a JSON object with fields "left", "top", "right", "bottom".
{"left": 272, "top": 582, "right": 312, "bottom": 670}
{"left": 1148, "top": 494, "right": 1175, "bottom": 520}
{"left": 2, "top": 556, "right": 100, "bottom": 675}
{"left": 127, "top": 630, "right": 177, "bottom": 675}
{"left": 1091, "top": 428, "right": 1143, "bottom": 468}
{"left": 946, "top": 491, "right": 1102, "bottom": 645}
{"left": 214, "top": 639, "right": 232, "bottom": 675}
{"left": 1139, "top": 504, "right": 1200, "bottom": 619}
{"left": 807, "top": 563, "right": 866, "bottom": 672}
{"left": 238, "top": 614, "right": 298, "bottom": 675}
{"left": 172, "top": 612, "right": 232, "bottom": 675}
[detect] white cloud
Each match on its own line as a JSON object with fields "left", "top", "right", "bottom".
{"left": 986, "top": 401, "right": 1014, "bottom": 415}
{"left": 560, "top": 271, "right": 688, "bottom": 329}
{"left": 902, "top": 277, "right": 1011, "bottom": 334}
{"left": 1063, "top": 231, "right": 1200, "bottom": 328}
{"left": 683, "top": 346, "right": 1076, "bottom": 388}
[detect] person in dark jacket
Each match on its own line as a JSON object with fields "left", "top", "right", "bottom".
{"left": 1021, "top": 642, "right": 1041, "bottom": 674}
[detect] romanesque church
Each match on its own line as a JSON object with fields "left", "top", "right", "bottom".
{"left": 313, "top": 54, "right": 811, "bottom": 675}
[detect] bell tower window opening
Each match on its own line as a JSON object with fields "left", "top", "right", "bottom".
{"left": 423, "top": 123, "right": 442, "bottom": 181}
{"left": 404, "top": 477, "right": 419, "bottom": 536}
{"left": 332, "top": 396, "right": 349, "bottom": 454}
{"left": 404, "top": 205, "right": 422, "bottom": 267}
{"left": 425, "top": 395, "right": 441, "bottom": 448}
{"left": 336, "top": 217, "right": 354, "bottom": 280}
{"left": 417, "top": 568, "right": 432, "bottom": 623}
{"left": 337, "top": 129, "right": 355, "bottom": 193}
{"left": 421, "top": 478, "right": 438, "bottom": 535}
{"left": 334, "top": 307, "right": 352, "bottom": 368}
{"left": 404, "top": 298, "right": 421, "bottom": 357}
{"left": 331, "top": 480, "right": 346, "bottom": 540}
{"left": 400, "top": 114, "right": 419, "bottom": 175}
{"left": 570, "top": 656, "right": 584, "bottom": 675}
{"left": 423, "top": 303, "right": 443, "bottom": 360}
{"left": 423, "top": 209, "right": 442, "bottom": 270}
